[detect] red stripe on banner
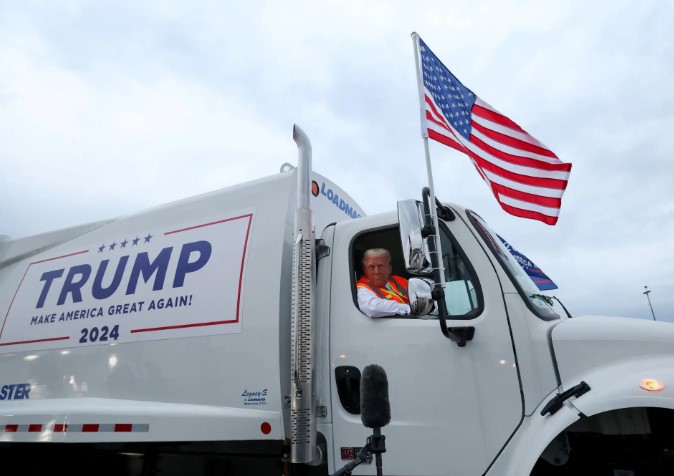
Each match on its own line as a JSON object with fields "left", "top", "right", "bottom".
{"left": 425, "top": 112, "right": 450, "bottom": 135}
{"left": 425, "top": 96, "right": 452, "bottom": 130}
{"left": 498, "top": 202, "right": 559, "bottom": 226}
{"left": 5, "top": 424, "right": 18, "bottom": 432}
{"left": 0, "top": 336, "right": 70, "bottom": 347}
{"left": 469, "top": 131, "right": 572, "bottom": 172}
{"left": 467, "top": 150, "right": 569, "bottom": 190}
{"left": 54, "top": 424, "right": 68, "bottom": 432}
{"left": 490, "top": 182, "right": 562, "bottom": 209}
{"left": 29, "top": 424, "right": 42, "bottom": 432}
{"left": 472, "top": 103, "right": 525, "bottom": 133}
{"left": 164, "top": 214, "right": 253, "bottom": 235}
{"left": 427, "top": 128, "right": 465, "bottom": 153}
{"left": 471, "top": 121, "right": 565, "bottom": 162}
{"left": 82, "top": 424, "right": 99, "bottom": 432}
{"left": 472, "top": 121, "right": 556, "bottom": 158}
{"left": 115, "top": 424, "right": 133, "bottom": 432}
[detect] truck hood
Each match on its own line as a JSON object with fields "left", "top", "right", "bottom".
{"left": 550, "top": 315, "right": 674, "bottom": 387}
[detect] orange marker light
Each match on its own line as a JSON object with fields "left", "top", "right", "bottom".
{"left": 640, "top": 378, "right": 665, "bottom": 392}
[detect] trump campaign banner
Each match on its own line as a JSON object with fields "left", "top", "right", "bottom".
{"left": 497, "top": 235, "right": 558, "bottom": 291}
{"left": 0, "top": 209, "right": 253, "bottom": 354}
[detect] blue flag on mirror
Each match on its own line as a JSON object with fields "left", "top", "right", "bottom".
{"left": 497, "top": 235, "right": 558, "bottom": 291}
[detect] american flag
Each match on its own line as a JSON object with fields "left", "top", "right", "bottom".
{"left": 418, "top": 37, "right": 572, "bottom": 225}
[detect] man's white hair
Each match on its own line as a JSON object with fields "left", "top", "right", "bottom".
{"left": 362, "top": 248, "right": 391, "bottom": 264}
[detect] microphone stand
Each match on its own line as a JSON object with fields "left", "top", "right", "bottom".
{"left": 331, "top": 427, "right": 386, "bottom": 476}
{"left": 370, "top": 427, "right": 386, "bottom": 476}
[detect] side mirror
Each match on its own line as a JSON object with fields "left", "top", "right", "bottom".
{"left": 397, "top": 199, "right": 433, "bottom": 275}
{"left": 408, "top": 278, "right": 435, "bottom": 317}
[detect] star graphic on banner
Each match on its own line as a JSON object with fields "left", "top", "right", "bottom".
{"left": 96, "top": 232, "right": 156, "bottom": 253}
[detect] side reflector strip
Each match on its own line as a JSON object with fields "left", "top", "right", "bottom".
{"left": 3, "top": 423, "right": 149, "bottom": 433}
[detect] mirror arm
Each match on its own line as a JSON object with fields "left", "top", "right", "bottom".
{"left": 421, "top": 188, "right": 473, "bottom": 347}
{"left": 422, "top": 187, "right": 455, "bottom": 221}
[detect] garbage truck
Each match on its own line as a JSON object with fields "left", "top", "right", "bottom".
{"left": 1, "top": 125, "right": 673, "bottom": 476}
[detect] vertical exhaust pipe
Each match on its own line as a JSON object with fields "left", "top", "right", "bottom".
{"left": 290, "top": 124, "right": 318, "bottom": 464}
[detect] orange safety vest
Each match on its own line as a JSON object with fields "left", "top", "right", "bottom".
{"left": 356, "top": 275, "right": 409, "bottom": 304}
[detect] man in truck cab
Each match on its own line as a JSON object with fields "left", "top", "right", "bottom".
{"left": 356, "top": 248, "right": 412, "bottom": 317}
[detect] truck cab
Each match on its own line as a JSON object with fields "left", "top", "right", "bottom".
{"left": 320, "top": 193, "right": 674, "bottom": 475}
{"left": 320, "top": 199, "right": 537, "bottom": 475}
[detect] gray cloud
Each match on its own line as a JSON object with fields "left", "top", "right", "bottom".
{"left": 1, "top": 0, "right": 673, "bottom": 322}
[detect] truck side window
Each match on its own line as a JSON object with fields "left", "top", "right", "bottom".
{"left": 352, "top": 228, "right": 411, "bottom": 318}
{"left": 438, "top": 226, "right": 481, "bottom": 317}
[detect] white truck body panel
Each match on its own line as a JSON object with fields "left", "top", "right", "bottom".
{"left": 551, "top": 315, "right": 674, "bottom": 388}
{"left": 503, "top": 292, "right": 560, "bottom": 416}
{"left": 551, "top": 315, "right": 674, "bottom": 416}
{"left": 0, "top": 168, "right": 363, "bottom": 444}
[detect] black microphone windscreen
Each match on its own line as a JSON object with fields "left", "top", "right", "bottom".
{"left": 360, "top": 364, "right": 391, "bottom": 428}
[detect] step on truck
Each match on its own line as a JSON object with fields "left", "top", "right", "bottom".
{"left": 1, "top": 125, "right": 674, "bottom": 476}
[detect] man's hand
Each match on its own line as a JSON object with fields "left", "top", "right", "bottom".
{"left": 410, "top": 298, "right": 430, "bottom": 316}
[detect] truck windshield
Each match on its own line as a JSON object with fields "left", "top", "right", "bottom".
{"left": 467, "top": 211, "right": 559, "bottom": 320}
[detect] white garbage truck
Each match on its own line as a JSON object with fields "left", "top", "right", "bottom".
{"left": 1, "top": 125, "right": 673, "bottom": 476}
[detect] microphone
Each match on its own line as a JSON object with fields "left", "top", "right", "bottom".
{"left": 360, "top": 364, "right": 391, "bottom": 429}
{"left": 331, "top": 364, "right": 390, "bottom": 476}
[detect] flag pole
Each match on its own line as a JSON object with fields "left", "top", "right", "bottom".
{"left": 411, "top": 32, "right": 446, "bottom": 287}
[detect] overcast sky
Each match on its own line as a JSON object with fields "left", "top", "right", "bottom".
{"left": 2, "top": 0, "right": 673, "bottom": 322}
